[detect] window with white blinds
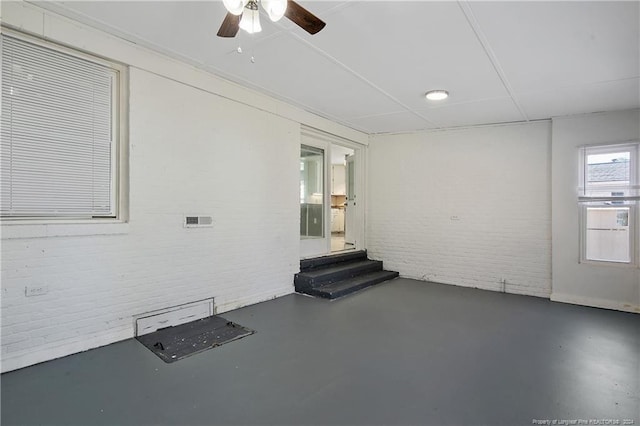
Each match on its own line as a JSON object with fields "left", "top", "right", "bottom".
{"left": 1, "top": 34, "right": 120, "bottom": 219}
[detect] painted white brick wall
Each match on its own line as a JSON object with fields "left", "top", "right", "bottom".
{"left": 0, "top": 67, "right": 301, "bottom": 372}
{"left": 0, "top": 1, "right": 368, "bottom": 372}
{"left": 367, "top": 122, "right": 552, "bottom": 298}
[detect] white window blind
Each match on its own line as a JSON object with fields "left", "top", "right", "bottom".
{"left": 1, "top": 35, "right": 118, "bottom": 218}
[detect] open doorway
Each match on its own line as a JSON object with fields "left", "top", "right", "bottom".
{"left": 330, "top": 144, "right": 356, "bottom": 253}
{"left": 300, "top": 127, "right": 364, "bottom": 259}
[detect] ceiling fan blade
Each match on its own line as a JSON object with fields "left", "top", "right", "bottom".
{"left": 285, "top": 1, "right": 326, "bottom": 35}
{"left": 217, "top": 12, "right": 241, "bottom": 38}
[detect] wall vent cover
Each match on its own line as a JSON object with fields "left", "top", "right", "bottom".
{"left": 135, "top": 298, "right": 214, "bottom": 336}
{"left": 184, "top": 215, "right": 213, "bottom": 228}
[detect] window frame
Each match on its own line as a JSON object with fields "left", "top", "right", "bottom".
{"left": 0, "top": 29, "right": 128, "bottom": 224}
{"left": 578, "top": 141, "right": 640, "bottom": 267}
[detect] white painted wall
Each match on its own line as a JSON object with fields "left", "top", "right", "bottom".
{"left": 367, "top": 122, "right": 552, "bottom": 297}
{"left": 0, "top": 2, "right": 366, "bottom": 372}
{"left": 0, "top": 66, "right": 300, "bottom": 372}
{"left": 551, "top": 110, "right": 640, "bottom": 313}
{"left": 2, "top": 1, "right": 637, "bottom": 375}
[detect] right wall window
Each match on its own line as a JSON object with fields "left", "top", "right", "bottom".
{"left": 579, "top": 143, "right": 639, "bottom": 264}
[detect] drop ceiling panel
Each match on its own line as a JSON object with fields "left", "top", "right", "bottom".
{"left": 276, "top": 1, "right": 348, "bottom": 31}
{"left": 307, "top": 1, "right": 510, "bottom": 110}
{"left": 32, "top": 1, "right": 640, "bottom": 134}
{"left": 208, "top": 33, "right": 404, "bottom": 122}
{"left": 420, "top": 97, "right": 526, "bottom": 128}
{"left": 469, "top": 1, "right": 640, "bottom": 91}
{"left": 517, "top": 78, "right": 640, "bottom": 120}
{"left": 55, "top": 1, "right": 278, "bottom": 64}
{"left": 53, "top": 1, "right": 401, "bottom": 125}
{"left": 349, "top": 112, "right": 435, "bottom": 135}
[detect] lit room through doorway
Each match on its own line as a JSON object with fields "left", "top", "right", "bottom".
{"left": 330, "top": 144, "right": 355, "bottom": 252}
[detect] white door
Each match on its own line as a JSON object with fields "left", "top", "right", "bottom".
{"left": 300, "top": 142, "right": 330, "bottom": 258}
{"left": 345, "top": 154, "right": 356, "bottom": 246}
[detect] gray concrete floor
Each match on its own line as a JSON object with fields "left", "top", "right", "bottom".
{"left": 2, "top": 278, "right": 639, "bottom": 425}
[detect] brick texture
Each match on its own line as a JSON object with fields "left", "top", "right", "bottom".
{"left": 367, "top": 122, "right": 552, "bottom": 298}
{"left": 1, "top": 68, "right": 301, "bottom": 372}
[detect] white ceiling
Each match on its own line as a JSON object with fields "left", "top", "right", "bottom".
{"left": 37, "top": 1, "right": 640, "bottom": 134}
{"left": 331, "top": 144, "right": 353, "bottom": 165}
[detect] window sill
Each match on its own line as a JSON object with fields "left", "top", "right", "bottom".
{"left": 1, "top": 220, "right": 129, "bottom": 240}
{"left": 578, "top": 259, "right": 638, "bottom": 269}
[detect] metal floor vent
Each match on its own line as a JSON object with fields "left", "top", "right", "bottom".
{"left": 136, "top": 315, "right": 254, "bottom": 363}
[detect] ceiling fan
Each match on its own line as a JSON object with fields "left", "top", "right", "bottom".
{"left": 217, "top": 0, "right": 326, "bottom": 37}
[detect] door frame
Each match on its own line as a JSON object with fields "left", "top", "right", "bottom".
{"left": 300, "top": 126, "right": 367, "bottom": 259}
{"left": 344, "top": 153, "right": 356, "bottom": 245}
{"left": 300, "top": 134, "right": 331, "bottom": 258}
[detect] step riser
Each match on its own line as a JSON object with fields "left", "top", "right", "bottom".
{"left": 300, "top": 250, "right": 367, "bottom": 272}
{"left": 295, "top": 252, "right": 399, "bottom": 300}
{"left": 310, "top": 272, "right": 399, "bottom": 299}
{"left": 295, "top": 261, "right": 383, "bottom": 289}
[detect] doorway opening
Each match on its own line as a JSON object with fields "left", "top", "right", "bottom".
{"left": 330, "top": 144, "right": 356, "bottom": 253}
{"left": 300, "top": 127, "right": 364, "bottom": 259}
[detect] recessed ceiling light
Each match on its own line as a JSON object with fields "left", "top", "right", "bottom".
{"left": 425, "top": 90, "right": 449, "bottom": 101}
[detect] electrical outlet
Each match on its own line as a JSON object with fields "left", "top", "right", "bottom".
{"left": 25, "top": 285, "right": 48, "bottom": 297}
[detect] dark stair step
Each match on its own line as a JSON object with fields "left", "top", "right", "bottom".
{"left": 295, "top": 259, "right": 383, "bottom": 290}
{"left": 300, "top": 250, "right": 367, "bottom": 272}
{"left": 307, "top": 270, "right": 400, "bottom": 299}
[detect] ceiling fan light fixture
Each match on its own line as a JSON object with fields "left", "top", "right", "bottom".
{"left": 425, "top": 90, "right": 449, "bottom": 101}
{"left": 262, "top": 0, "right": 288, "bottom": 22}
{"left": 216, "top": 0, "right": 325, "bottom": 38}
{"left": 239, "top": 1, "right": 262, "bottom": 34}
{"left": 223, "top": 0, "right": 248, "bottom": 16}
